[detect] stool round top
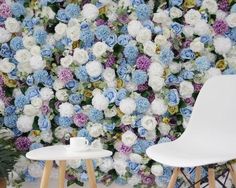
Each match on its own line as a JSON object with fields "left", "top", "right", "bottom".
{"left": 26, "top": 145, "right": 112, "bottom": 161}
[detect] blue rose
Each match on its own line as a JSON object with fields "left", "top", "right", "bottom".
{"left": 118, "top": 34, "right": 131, "bottom": 46}
{"left": 227, "top": 28, "right": 236, "bottom": 42}
{"left": 33, "top": 70, "right": 49, "bottom": 84}
{"left": 80, "top": 21, "right": 90, "bottom": 31}
{"left": 171, "top": 22, "right": 183, "bottom": 35}
{"left": 115, "top": 177, "right": 127, "bottom": 185}
{"left": 154, "top": 26, "right": 163, "bottom": 34}
{"left": 231, "top": 4, "right": 236, "bottom": 13}
{"left": 133, "top": 139, "right": 154, "bottom": 154}
{"left": 41, "top": 45, "right": 53, "bottom": 58}
{"left": 65, "top": 4, "right": 80, "bottom": 19}
{"left": 4, "top": 105, "right": 16, "bottom": 115}
{"left": 159, "top": 48, "right": 174, "bottom": 65}
{"left": 33, "top": 29, "right": 47, "bottom": 45}
{"left": 58, "top": 116, "right": 73, "bottom": 127}
{"left": 128, "top": 161, "right": 140, "bottom": 174}
{"left": 80, "top": 30, "right": 94, "bottom": 48}
{"left": 11, "top": 3, "right": 26, "bottom": 17}
{"left": 135, "top": 97, "right": 150, "bottom": 113}
{"left": 104, "top": 123, "right": 115, "bottom": 132}
{"left": 103, "top": 88, "right": 117, "bottom": 103}
{"left": 23, "top": 17, "right": 39, "bottom": 32}
{"left": 78, "top": 128, "right": 93, "bottom": 142}
{"left": 169, "top": 0, "right": 183, "bottom": 6}
{"left": 88, "top": 108, "right": 103, "bottom": 123}
{"left": 25, "top": 86, "right": 40, "bottom": 100}
{"left": 167, "top": 89, "right": 180, "bottom": 106}
{"left": 38, "top": 116, "right": 51, "bottom": 131}
{"left": 30, "top": 143, "right": 43, "bottom": 150}
{"left": 105, "top": 33, "right": 117, "bottom": 47}
{"left": 131, "top": 0, "right": 145, "bottom": 7}
{"left": 195, "top": 56, "right": 211, "bottom": 72}
{"left": 165, "top": 74, "right": 180, "bottom": 85}
{"left": 56, "top": 9, "right": 69, "bottom": 23}
{"left": 75, "top": 66, "right": 89, "bottom": 82}
{"left": 80, "top": 172, "right": 88, "bottom": 182}
{"left": 132, "top": 70, "right": 148, "bottom": 85}
{"left": 117, "top": 64, "right": 130, "bottom": 81}
{"left": 65, "top": 80, "right": 78, "bottom": 90}
{"left": 74, "top": 105, "right": 82, "bottom": 113}
{"left": 138, "top": 126, "right": 148, "bottom": 137}
{"left": 223, "top": 68, "right": 236, "bottom": 75}
{"left": 14, "top": 95, "right": 29, "bottom": 109}
{"left": 26, "top": 75, "right": 34, "bottom": 86}
{"left": 115, "top": 88, "right": 128, "bottom": 105}
{"left": 143, "top": 20, "right": 155, "bottom": 32}
{"left": 4, "top": 115, "right": 17, "bottom": 128}
{"left": 200, "top": 35, "right": 212, "bottom": 44}
{"left": 69, "top": 93, "right": 83, "bottom": 105}
{"left": 135, "top": 4, "right": 151, "bottom": 21}
{"left": 10, "top": 37, "right": 24, "bottom": 51}
{"left": 180, "top": 106, "right": 192, "bottom": 119}
{"left": 180, "top": 48, "right": 195, "bottom": 60}
{"left": 0, "top": 43, "right": 13, "bottom": 58}
{"left": 180, "top": 70, "right": 194, "bottom": 80}
{"left": 95, "top": 25, "right": 111, "bottom": 41}
{"left": 124, "top": 44, "right": 138, "bottom": 61}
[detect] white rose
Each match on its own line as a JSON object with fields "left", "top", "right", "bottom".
{"left": 158, "top": 122, "right": 171, "bottom": 135}
{"left": 0, "top": 28, "right": 11, "bottom": 43}
{"left": 151, "top": 98, "right": 168, "bottom": 115}
{"left": 151, "top": 164, "right": 163, "bottom": 176}
{"left": 143, "top": 41, "right": 156, "bottom": 57}
{"left": 23, "top": 36, "right": 36, "bottom": 49}
{"left": 41, "top": 6, "right": 55, "bottom": 19}
{"left": 17, "top": 62, "right": 32, "bottom": 74}
{"left": 53, "top": 79, "right": 65, "bottom": 91}
{"left": 81, "top": 4, "right": 99, "bottom": 20}
{"left": 103, "top": 67, "right": 116, "bottom": 82}
{"left": 179, "top": 81, "right": 194, "bottom": 99}
{"left": 92, "top": 42, "right": 108, "bottom": 57}
{"left": 154, "top": 35, "right": 169, "bottom": 47}
{"left": 136, "top": 28, "right": 152, "bottom": 44}
{"left": 55, "top": 23, "right": 67, "bottom": 36}
{"left": 169, "top": 62, "right": 181, "bottom": 74}
{"left": 114, "top": 159, "right": 127, "bottom": 175}
{"left": 56, "top": 89, "right": 68, "bottom": 101}
{"left": 205, "top": 67, "right": 221, "bottom": 80}
{"left": 14, "top": 156, "right": 30, "bottom": 173}
{"left": 0, "top": 100, "right": 5, "bottom": 115}
{"left": 145, "top": 130, "right": 157, "bottom": 140}
{"left": 40, "top": 87, "right": 54, "bottom": 101}
{"left": 148, "top": 62, "right": 164, "bottom": 77}
{"left": 66, "top": 25, "right": 80, "bottom": 41}
{"left": 216, "top": 10, "right": 227, "bottom": 20}
{"left": 17, "top": 115, "right": 34, "bottom": 133}
{"left": 119, "top": 98, "right": 136, "bottom": 115}
{"left": 99, "top": 158, "right": 114, "bottom": 173}
{"left": 73, "top": 48, "right": 89, "bottom": 65}
{"left": 190, "top": 38, "right": 204, "bottom": 52}
{"left": 86, "top": 61, "right": 103, "bottom": 77}
{"left": 127, "top": 20, "right": 143, "bottom": 37}
{"left": 201, "top": 0, "right": 218, "bottom": 14}
{"left": 183, "top": 25, "right": 194, "bottom": 38}
{"left": 92, "top": 93, "right": 109, "bottom": 111}
{"left": 28, "top": 162, "right": 44, "bottom": 178}
{"left": 60, "top": 55, "right": 73, "bottom": 67}
{"left": 129, "top": 153, "right": 142, "bottom": 163}
{"left": 31, "top": 97, "right": 43, "bottom": 108}
{"left": 67, "top": 160, "right": 81, "bottom": 169}
{"left": 194, "top": 20, "right": 210, "bottom": 35}
{"left": 170, "top": 7, "right": 182, "bottom": 19}
{"left": 104, "top": 106, "right": 117, "bottom": 118}
{"left": 153, "top": 10, "right": 171, "bottom": 25}
{"left": 30, "top": 45, "right": 41, "bottom": 56}
{"left": 184, "top": 9, "right": 201, "bottom": 25}
{"left": 41, "top": 130, "right": 53, "bottom": 143}
{"left": 23, "top": 105, "right": 39, "bottom": 116}
{"left": 141, "top": 115, "right": 157, "bottom": 131}
{"left": 54, "top": 127, "right": 71, "bottom": 139}
{"left": 121, "top": 130, "right": 137, "bottom": 146}
{"left": 14, "top": 49, "right": 31, "bottom": 64}
{"left": 0, "top": 58, "right": 15, "bottom": 73}
{"left": 5, "top": 17, "right": 21, "bottom": 33}
{"left": 30, "top": 55, "right": 46, "bottom": 70}
{"left": 128, "top": 175, "right": 141, "bottom": 186}
{"left": 87, "top": 123, "right": 103, "bottom": 137}
{"left": 121, "top": 115, "right": 135, "bottom": 125}
{"left": 59, "top": 102, "right": 74, "bottom": 117}
{"left": 148, "top": 76, "right": 165, "bottom": 92}
{"left": 226, "top": 13, "right": 236, "bottom": 28}
{"left": 213, "top": 36, "right": 232, "bottom": 55}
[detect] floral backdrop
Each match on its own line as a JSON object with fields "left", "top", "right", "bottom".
{"left": 0, "top": 0, "right": 236, "bottom": 187}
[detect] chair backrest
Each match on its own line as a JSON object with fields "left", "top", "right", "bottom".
{"left": 180, "top": 75, "right": 236, "bottom": 143}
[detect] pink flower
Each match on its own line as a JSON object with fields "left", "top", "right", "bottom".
{"left": 0, "top": 3, "right": 12, "bottom": 19}
{"left": 58, "top": 67, "right": 74, "bottom": 83}
{"left": 73, "top": 113, "right": 88, "bottom": 127}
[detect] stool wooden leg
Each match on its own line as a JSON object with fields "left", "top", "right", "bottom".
{"left": 58, "top": 160, "right": 66, "bottom": 188}
{"left": 167, "top": 168, "right": 180, "bottom": 188}
{"left": 86, "top": 159, "right": 97, "bottom": 188}
{"left": 208, "top": 168, "right": 216, "bottom": 188}
{"left": 40, "top": 160, "right": 53, "bottom": 188}
{"left": 195, "top": 166, "right": 201, "bottom": 188}
{"left": 227, "top": 164, "right": 236, "bottom": 186}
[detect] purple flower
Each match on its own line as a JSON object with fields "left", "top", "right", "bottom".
{"left": 184, "top": 97, "right": 195, "bottom": 106}
{"left": 194, "top": 83, "right": 203, "bottom": 92}
{"left": 105, "top": 54, "right": 116, "bottom": 68}
{"left": 136, "top": 55, "right": 151, "bottom": 71}
{"left": 118, "top": 15, "right": 130, "bottom": 24}
{"left": 0, "top": 3, "right": 11, "bottom": 18}
{"left": 118, "top": 143, "right": 132, "bottom": 155}
{"left": 96, "top": 19, "right": 107, "bottom": 26}
{"left": 0, "top": 87, "right": 5, "bottom": 99}
{"left": 182, "top": 40, "right": 191, "bottom": 48}
{"left": 58, "top": 67, "right": 74, "bottom": 83}
{"left": 15, "top": 137, "right": 31, "bottom": 151}
{"left": 73, "top": 113, "right": 88, "bottom": 127}
{"left": 65, "top": 173, "right": 77, "bottom": 181}
{"left": 120, "top": 124, "right": 130, "bottom": 132}
{"left": 0, "top": 76, "right": 4, "bottom": 86}
{"left": 141, "top": 174, "right": 155, "bottom": 185}
{"left": 40, "top": 104, "right": 51, "bottom": 115}
{"left": 213, "top": 20, "right": 229, "bottom": 35}
{"left": 218, "top": 0, "right": 229, "bottom": 11}
{"left": 137, "top": 82, "right": 149, "bottom": 92}
{"left": 147, "top": 92, "right": 155, "bottom": 103}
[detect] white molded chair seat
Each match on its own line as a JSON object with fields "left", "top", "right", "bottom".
{"left": 146, "top": 75, "right": 236, "bottom": 187}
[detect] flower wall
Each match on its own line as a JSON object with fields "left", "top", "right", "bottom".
{"left": 0, "top": 0, "right": 236, "bottom": 187}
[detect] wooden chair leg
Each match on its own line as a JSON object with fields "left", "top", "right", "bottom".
{"left": 40, "top": 160, "right": 53, "bottom": 188}
{"left": 227, "top": 163, "right": 236, "bottom": 186}
{"left": 86, "top": 159, "right": 97, "bottom": 188}
{"left": 167, "top": 168, "right": 180, "bottom": 188}
{"left": 58, "top": 160, "right": 66, "bottom": 188}
{"left": 195, "top": 166, "right": 201, "bottom": 188}
{"left": 208, "top": 168, "right": 216, "bottom": 188}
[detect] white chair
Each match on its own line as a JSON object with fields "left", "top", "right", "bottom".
{"left": 146, "top": 75, "right": 236, "bottom": 188}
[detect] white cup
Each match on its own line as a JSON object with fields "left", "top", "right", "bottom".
{"left": 69, "top": 137, "right": 89, "bottom": 151}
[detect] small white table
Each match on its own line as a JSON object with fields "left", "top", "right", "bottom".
{"left": 26, "top": 145, "right": 112, "bottom": 188}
